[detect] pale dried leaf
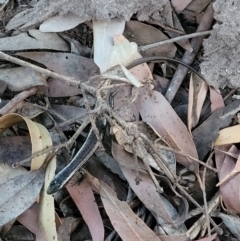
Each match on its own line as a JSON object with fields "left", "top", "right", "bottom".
{"left": 100, "top": 180, "right": 162, "bottom": 241}
{"left": 0, "top": 67, "right": 48, "bottom": 92}
{"left": 0, "top": 30, "right": 69, "bottom": 51}
{"left": 134, "top": 86, "right": 199, "bottom": 171}
{"left": 40, "top": 12, "right": 85, "bottom": 32}
{"left": 0, "top": 163, "right": 44, "bottom": 226}
{"left": 214, "top": 213, "right": 240, "bottom": 239}
{"left": 215, "top": 125, "right": 240, "bottom": 146}
{"left": 114, "top": 35, "right": 153, "bottom": 83}
{"left": 108, "top": 41, "right": 138, "bottom": 68}
{"left": 93, "top": 19, "right": 125, "bottom": 73}
{"left": 101, "top": 64, "right": 143, "bottom": 87}
{"left": 188, "top": 73, "right": 208, "bottom": 131}
{"left": 67, "top": 172, "right": 104, "bottom": 241}
{"left": 37, "top": 156, "right": 57, "bottom": 241}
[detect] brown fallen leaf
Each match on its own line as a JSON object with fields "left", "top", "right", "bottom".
{"left": 188, "top": 72, "right": 208, "bottom": 131}
{"left": 216, "top": 145, "right": 240, "bottom": 213}
{"left": 192, "top": 100, "right": 240, "bottom": 160}
{"left": 123, "top": 20, "right": 177, "bottom": 57}
{"left": 0, "top": 162, "right": 44, "bottom": 226}
{"left": 16, "top": 52, "right": 99, "bottom": 97}
{"left": 134, "top": 85, "right": 199, "bottom": 172}
{"left": 66, "top": 172, "right": 104, "bottom": 241}
{"left": 112, "top": 142, "right": 188, "bottom": 228}
{"left": 99, "top": 180, "right": 162, "bottom": 241}
{"left": 57, "top": 217, "right": 80, "bottom": 241}
{"left": 209, "top": 87, "right": 224, "bottom": 113}
{"left": 182, "top": 0, "right": 212, "bottom": 22}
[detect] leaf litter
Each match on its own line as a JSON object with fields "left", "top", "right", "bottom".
{"left": 1, "top": 0, "right": 240, "bottom": 240}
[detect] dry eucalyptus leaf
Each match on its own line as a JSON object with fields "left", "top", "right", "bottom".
{"left": 215, "top": 125, "right": 240, "bottom": 146}
{"left": 37, "top": 156, "right": 57, "bottom": 241}
{"left": 100, "top": 180, "right": 162, "bottom": 241}
{"left": 123, "top": 20, "right": 177, "bottom": 57}
{"left": 0, "top": 30, "right": 69, "bottom": 51}
{"left": 209, "top": 87, "right": 224, "bottom": 113}
{"left": 216, "top": 146, "right": 240, "bottom": 213}
{"left": 188, "top": 72, "right": 208, "bottom": 131}
{"left": 0, "top": 163, "right": 44, "bottom": 226}
{"left": 193, "top": 100, "right": 240, "bottom": 160}
{"left": 66, "top": 173, "right": 104, "bottom": 241}
{"left": 16, "top": 52, "right": 99, "bottom": 97}
{"left": 134, "top": 86, "right": 199, "bottom": 172}
{"left": 214, "top": 212, "right": 240, "bottom": 239}
{"left": 0, "top": 67, "right": 48, "bottom": 92}
{"left": 112, "top": 142, "right": 188, "bottom": 227}
{"left": 108, "top": 42, "right": 138, "bottom": 68}
{"left": 93, "top": 19, "right": 125, "bottom": 73}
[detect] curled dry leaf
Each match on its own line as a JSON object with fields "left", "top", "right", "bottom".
{"left": 0, "top": 30, "right": 69, "bottom": 51}
{"left": 37, "top": 155, "right": 58, "bottom": 241}
{"left": 0, "top": 67, "right": 48, "bottom": 92}
{"left": 0, "top": 113, "right": 58, "bottom": 238}
{"left": 99, "top": 181, "right": 162, "bottom": 241}
{"left": 188, "top": 72, "right": 208, "bottom": 131}
{"left": 0, "top": 162, "right": 44, "bottom": 226}
{"left": 134, "top": 86, "right": 199, "bottom": 172}
{"left": 66, "top": 172, "right": 104, "bottom": 241}
{"left": 93, "top": 19, "right": 125, "bottom": 73}
{"left": 114, "top": 35, "right": 153, "bottom": 83}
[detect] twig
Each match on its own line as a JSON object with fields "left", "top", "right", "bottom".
{"left": 0, "top": 51, "right": 81, "bottom": 87}
{"left": 164, "top": 3, "right": 214, "bottom": 103}
{"left": 58, "top": 108, "right": 100, "bottom": 129}
{"left": 202, "top": 156, "right": 212, "bottom": 239}
{"left": 0, "top": 86, "right": 38, "bottom": 115}
{"left": 139, "top": 30, "right": 212, "bottom": 53}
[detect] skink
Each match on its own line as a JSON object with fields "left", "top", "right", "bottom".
{"left": 48, "top": 56, "right": 203, "bottom": 194}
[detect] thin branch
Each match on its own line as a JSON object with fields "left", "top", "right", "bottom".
{"left": 139, "top": 30, "right": 212, "bottom": 53}
{"left": 0, "top": 86, "right": 38, "bottom": 115}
